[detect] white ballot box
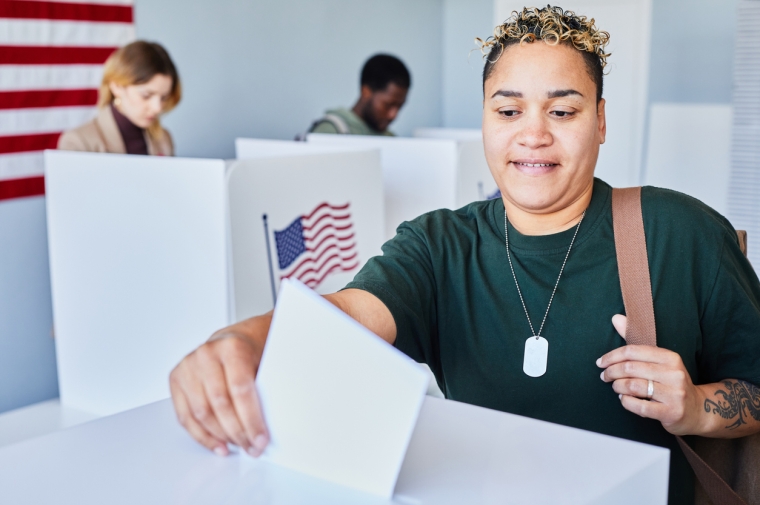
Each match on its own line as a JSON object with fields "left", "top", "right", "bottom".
{"left": 0, "top": 396, "right": 670, "bottom": 504}
{"left": 227, "top": 149, "right": 384, "bottom": 320}
{"left": 45, "top": 151, "right": 230, "bottom": 417}
{"left": 0, "top": 276, "right": 669, "bottom": 502}
{"left": 307, "top": 134, "right": 496, "bottom": 239}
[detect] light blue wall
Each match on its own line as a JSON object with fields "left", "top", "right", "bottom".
{"left": 0, "top": 198, "right": 58, "bottom": 413}
{"left": 441, "top": 0, "right": 493, "bottom": 129}
{"left": 134, "top": 0, "right": 444, "bottom": 159}
{"left": 648, "top": 0, "right": 737, "bottom": 104}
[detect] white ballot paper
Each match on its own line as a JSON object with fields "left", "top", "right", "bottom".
{"left": 255, "top": 279, "right": 429, "bottom": 498}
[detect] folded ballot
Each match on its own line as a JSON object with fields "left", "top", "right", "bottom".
{"left": 255, "top": 279, "right": 429, "bottom": 498}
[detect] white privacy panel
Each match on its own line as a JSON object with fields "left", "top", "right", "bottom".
{"left": 456, "top": 139, "right": 500, "bottom": 207}
{"left": 307, "top": 134, "right": 498, "bottom": 241}
{"left": 413, "top": 129, "right": 501, "bottom": 206}
{"left": 235, "top": 138, "right": 365, "bottom": 159}
{"left": 494, "top": 0, "right": 652, "bottom": 187}
{"left": 227, "top": 150, "right": 384, "bottom": 320}
{"left": 45, "top": 151, "right": 229, "bottom": 416}
{"left": 307, "top": 134, "right": 459, "bottom": 239}
{"left": 644, "top": 103, "right": 732, "bottom": 216}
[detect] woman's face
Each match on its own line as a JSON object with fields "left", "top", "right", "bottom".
{"left": 109, "top": 73, "right": 173, "bottom": 129}
{"left": 482, "top": 41, "right": 606, "bottom": 216}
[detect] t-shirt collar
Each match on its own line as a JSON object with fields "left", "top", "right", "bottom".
{"left": 491, "top": 178, "right": 611, "bottom": 253}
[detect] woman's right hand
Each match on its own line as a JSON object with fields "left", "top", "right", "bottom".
{"left": 169, "top": 318, "right": 271, "bottom": 457}
{"left": 168, "top": 289, "right": 395, "bottom": 457}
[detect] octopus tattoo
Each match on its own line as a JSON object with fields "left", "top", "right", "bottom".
{"left": 704, "top": 380, "right": 760, "bottom": 430}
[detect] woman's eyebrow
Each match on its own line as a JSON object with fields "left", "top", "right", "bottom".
{"left": 491, "top": 89, "right": 522, "bottom": 99}
{"left": 547, "top": 89, "right": 583, "bottom": 98}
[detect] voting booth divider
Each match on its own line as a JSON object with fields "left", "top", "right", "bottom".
{"left": 306, "top": 133, "right": 498, "bottom": 239}
{"left": 45, "top": 151, "right": 230, "bottom": 417}
{"left": 44, "top": 148, "right": 384, "bottom": 417}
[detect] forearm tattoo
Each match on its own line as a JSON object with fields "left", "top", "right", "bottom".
{"left": 704, "top": 380, "right": 760, "bottom": 430}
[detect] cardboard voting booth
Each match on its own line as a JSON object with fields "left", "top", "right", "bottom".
{"left": 45, "top": 151, "right": 230, "bottom": 417}
{"left": 307, "top": 133, "right": 497, "bottom": 239}
{"left": 227, "top": 147, "right": 384, "bottom": 320}
{"left": 45, "top": 148, "right": 384, "bottom": 416}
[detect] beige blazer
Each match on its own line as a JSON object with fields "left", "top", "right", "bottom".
{"left": 57, "top": 106, "right": 174, "bottom": 156}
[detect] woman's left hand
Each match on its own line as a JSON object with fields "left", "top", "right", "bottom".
{"left": 597, "top": 314, "right": 705, "bottom": 436}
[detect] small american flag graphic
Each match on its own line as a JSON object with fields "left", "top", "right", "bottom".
{"left": 273, "top": 202, "right": 359, "bottom": 289}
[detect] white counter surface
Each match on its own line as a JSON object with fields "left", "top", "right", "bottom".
{"left": 0, "top": 396, "right": 669, "bottom": 505}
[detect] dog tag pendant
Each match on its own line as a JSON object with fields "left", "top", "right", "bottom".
{"left": 523, "top": 336, "right": 548, "bottom": 377}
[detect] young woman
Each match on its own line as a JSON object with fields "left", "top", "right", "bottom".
{"left": 58, "top": 41, "right": 181, "bottom": 156}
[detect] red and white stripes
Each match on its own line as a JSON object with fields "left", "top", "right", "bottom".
{"left": 281, "top": 202, "right": 359, "bottom": 289}
{"left": 0, "top": 0, "right": 134, "bottom": 201}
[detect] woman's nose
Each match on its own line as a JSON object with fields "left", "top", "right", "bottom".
{"left": 517, "top": 114, "right": 552, "bottom": 149}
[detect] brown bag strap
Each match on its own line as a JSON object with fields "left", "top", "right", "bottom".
{"left": 736, "top": 230, "right": 748, "bottom": 257}
{"left": 611, "top": 187, "right": 657, "bottom": 346}
{"left": 611, "top": 187, "right": 747, "bottom": 505}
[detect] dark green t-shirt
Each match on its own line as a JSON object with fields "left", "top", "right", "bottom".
{"left": 346, "top": 178, "right": 760, "bottom": 505}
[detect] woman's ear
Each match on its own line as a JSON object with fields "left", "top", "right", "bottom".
{"left": 108, "top": 81, "right": 125, "bottom": 102}
{"left": 597, "top": 98, "right": 607, "bottom": 144}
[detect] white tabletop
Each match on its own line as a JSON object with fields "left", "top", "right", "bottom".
{"left": 0, "top": 396, "right": 669, "bottom": 505}
{"left": 0, "top": 398, "right": 97, "bottom": 448}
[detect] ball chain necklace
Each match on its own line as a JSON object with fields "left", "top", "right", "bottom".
{"left": 504, "top": 209, "right": 586, "bottom": 377}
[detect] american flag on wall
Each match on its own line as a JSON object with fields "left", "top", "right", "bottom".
{"left": 0, "top": 0, "right": 135, "bottom": 201}
{"left": 273, "top": 202, "right": 359, "bottom": 289}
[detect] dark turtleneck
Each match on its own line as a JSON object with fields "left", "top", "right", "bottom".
{"left": 111, "top": 104, "right": 148, "bottom": 155}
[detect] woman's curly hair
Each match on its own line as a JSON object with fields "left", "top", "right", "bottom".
{"left": 478, "top": 5, "right": 611, "bottom": 102}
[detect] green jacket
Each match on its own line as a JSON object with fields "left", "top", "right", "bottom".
{"left": 309, "top": 108, "right": 394, "bottom": 136}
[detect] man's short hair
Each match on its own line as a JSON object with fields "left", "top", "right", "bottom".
{"left": 361, "top": 54, "right": 411, "bottom": 92}
{"left": 480, "top": 6, "right": 610, "bottom": 103}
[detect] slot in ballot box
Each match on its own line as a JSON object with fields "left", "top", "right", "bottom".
{"left": 306, "top": 133, "right": 497, "bottom": 239}
{"left": 45, "top": 149, "right": 384, "bottom": 417}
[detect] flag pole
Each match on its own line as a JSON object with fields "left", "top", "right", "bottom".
{"left": 262, "top": 214, "right": 277, "bottom": 306}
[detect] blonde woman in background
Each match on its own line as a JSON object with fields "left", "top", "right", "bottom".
{"left": 58, "top": 40, "right": 181, "bottom": 156}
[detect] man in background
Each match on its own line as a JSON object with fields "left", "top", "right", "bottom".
{"left": 307, "top": 54, "right": 410, "bottom": 136}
